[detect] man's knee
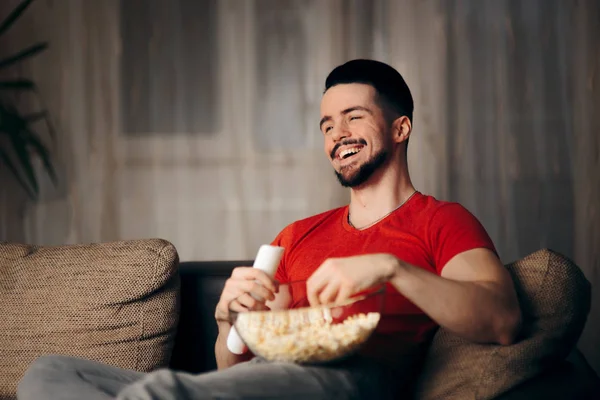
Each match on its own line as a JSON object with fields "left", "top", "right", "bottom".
{"left": 17, "top": 354, "right": 74, "bottom": 399}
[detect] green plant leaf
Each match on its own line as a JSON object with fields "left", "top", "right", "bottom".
{"left": 7, "top": 129, "right": 39, "bottom": 195}
{"left": 0, "top": 0, "right": 54, "bottom": 201}
{"left": 0, "top": 147, "right": 37, "bottom": 199}
{"left": 0, "top": 42, "right": 48, "bottom": 70}
{"left": 23, "top": 128, "right": 57, "bottom": 184}
{"left": 0, "top": 0, "right": 34, "bottom": 38}
{"left": 0, "top": 79, "right": 36, "bottom": 90}
{"left": 0, "top": 101, "right": 27, "bottom": 132}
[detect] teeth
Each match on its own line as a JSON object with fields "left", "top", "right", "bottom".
{"left": 339, "top": 147, "right": 362, "bottom": 159}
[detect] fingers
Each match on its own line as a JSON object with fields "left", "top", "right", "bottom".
{"left": 307, "top": 262, "right": 329, "bottom": 306}
{"left": 334, "top": 285, "right": 353, "bottom": 305}
{"left": 238, "top": 280, "right": 276, "bottom": 302}
{"left": 308, "top": 258, "right": 341, "bottom": 306}
{"left": 308, "top": 258, "right": 359, "bottom": 306}
{"left": 307, "top": 276, "right": 324, "bottom": 306}
{"left": 236, "top": 293, "right": 270, "bottom": 311}
{"left": 317, "top": 282, "right": 340, "bottom": 305}
{"left": 232, "top": 267, "right": 279, "bottom": 293}
{"left": 228, "top": 299, "right": 247, "bottom": 313}
{"left": 219, "top": 287, "right": 272, "bottom": 321}
{"left": 215, "top": 267, "right": 278, "bottom": 322}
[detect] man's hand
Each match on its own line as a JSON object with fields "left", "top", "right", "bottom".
{"left": 307, "top": 253, "right": 398, "bottom": 306}
{"left": 215, "top": 267, "right": 279, "bottom": 325}
{"left": 214, "top": 267, "right": 280, "bottom": 370}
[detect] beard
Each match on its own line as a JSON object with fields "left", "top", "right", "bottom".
{"left": 334, "top": 149, "right": 388, "bottom": 187}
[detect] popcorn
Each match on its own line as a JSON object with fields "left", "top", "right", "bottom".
{"left": 235, "top": 308, "right": 380, "bottom": 363}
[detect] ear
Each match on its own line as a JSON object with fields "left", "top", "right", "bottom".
{"left": 391, "top": 116, "right": 412, "bottom": 144}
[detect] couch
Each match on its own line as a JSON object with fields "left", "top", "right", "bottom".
{"left": 1, "top": 239, "right": 599, "bottom": 399}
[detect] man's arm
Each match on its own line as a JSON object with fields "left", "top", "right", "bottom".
{"left": 389, "top": 248, "right": 521, "bottom": 345}
{"left": 307, "top": 249, "right": 522, "bottom": 346}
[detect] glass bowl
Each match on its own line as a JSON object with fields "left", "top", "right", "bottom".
{"left": 229, "top": 280, "right": 385, "bottom": 364}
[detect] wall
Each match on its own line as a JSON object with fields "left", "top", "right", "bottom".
{"left": 0, "top": 0, "right": 598, "bottom": 372}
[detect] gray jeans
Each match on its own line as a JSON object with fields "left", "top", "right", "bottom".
{"left": 17, "top": 355, "right": 405, "bottom": 399}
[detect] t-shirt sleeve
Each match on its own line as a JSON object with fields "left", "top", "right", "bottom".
{"left": 428, "top": 203, "right": 497, "bottom": 274}
{"left": 271, "top": 224, "right": 293, "bottom": 283}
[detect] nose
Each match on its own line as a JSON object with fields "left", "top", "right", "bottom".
{"left": 330, "top": 123, "right": 350, "bottom": 142}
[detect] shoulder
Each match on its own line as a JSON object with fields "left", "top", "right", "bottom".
{"left": 410, "top": 193, "right": 490, "bottom": 244}
{"left": 412, "top": 194, "right": 497, "bottom": 271}
{"left": 412, "top": 193, "right": 477, "bottom": 221}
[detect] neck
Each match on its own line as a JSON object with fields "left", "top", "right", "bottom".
{"left": 348, "top": 157, "right": 416, "bottom": 228}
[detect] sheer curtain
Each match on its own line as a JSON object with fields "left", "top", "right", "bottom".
{"left": 5, "top": 0, "right": 350, "bottom": 259}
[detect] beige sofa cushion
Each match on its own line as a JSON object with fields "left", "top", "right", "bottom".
{"left": 0, "top": 238, "right": 180, "bottom": 399}
{"left": 413, "top": 249, "right": 591, "bottom": 400}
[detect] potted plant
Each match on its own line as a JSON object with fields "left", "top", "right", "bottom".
{"left": 0, "top": 0, "right": 56, "bottom": 200}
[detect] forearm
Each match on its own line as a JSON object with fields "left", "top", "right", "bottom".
{"left": 215, "top": 322, "right": 253, "bottom": 369}
{"left": 384, "top": 256, "right": 521, "bottom": 345}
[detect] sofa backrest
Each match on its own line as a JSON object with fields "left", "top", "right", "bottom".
{"left": 169, "top": 261, "right": 241, "bottom": 372}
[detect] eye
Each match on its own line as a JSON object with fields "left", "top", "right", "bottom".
{"left": 324, "top": 126, "right": 333, "bottom": 133}
{"left": 349, "top": 116, "right": 362, "bottom": 121}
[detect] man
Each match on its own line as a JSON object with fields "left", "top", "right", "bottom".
{"left": 18, "top": 59, "right": 521, "bottom": 400}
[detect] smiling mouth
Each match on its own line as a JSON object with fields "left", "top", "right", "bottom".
{"left": 331, "top": 139, "right": 367, "bottom": 161}
{"left": 338, "top": 146, "right": 364, "bottom": 160}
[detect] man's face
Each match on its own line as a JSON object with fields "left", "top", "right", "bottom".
{"left": 319, "top": 83, "right": 391, "bottom": 187}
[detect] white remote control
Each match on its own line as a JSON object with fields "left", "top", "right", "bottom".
{"left": 226, "top": 244, "right": 284, "bottom": 354}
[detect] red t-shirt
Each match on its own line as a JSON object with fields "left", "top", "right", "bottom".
{"left": 272, "top": 192, "right": 496, "bottom": 345}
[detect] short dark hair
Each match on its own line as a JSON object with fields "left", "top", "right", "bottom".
{"left": 324, "top": 59, "right": 413, "bottom": 123}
